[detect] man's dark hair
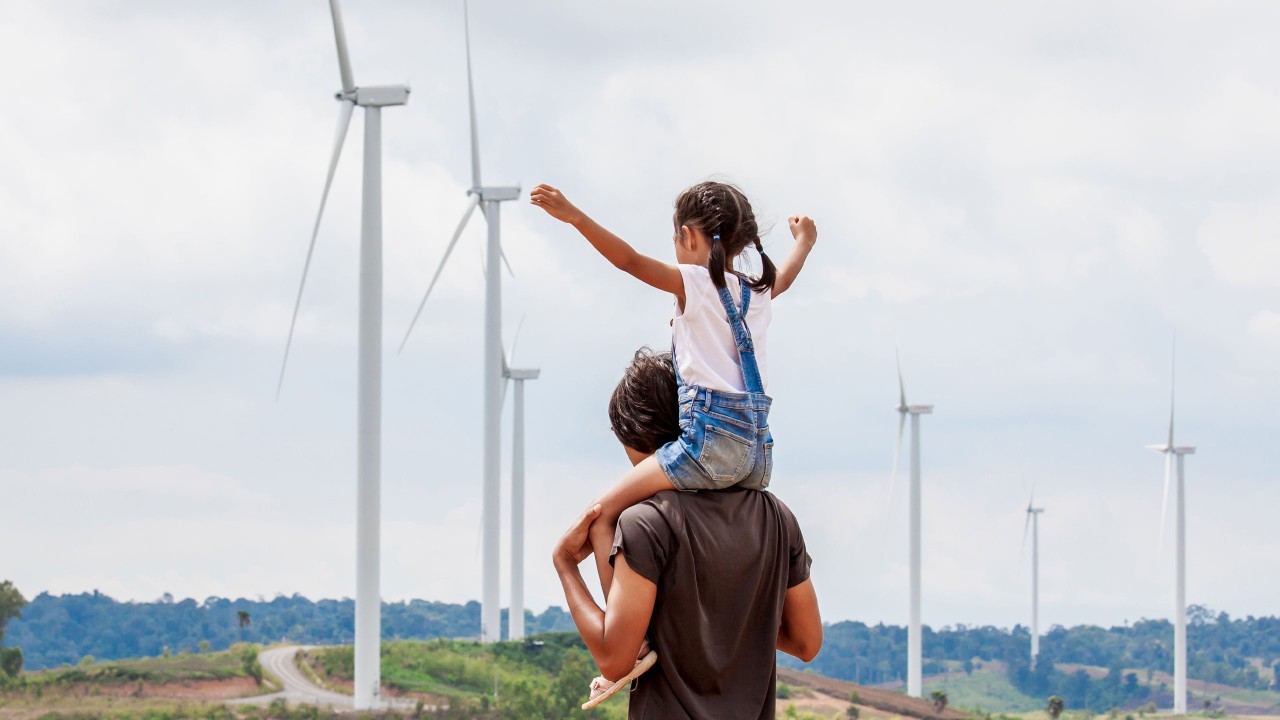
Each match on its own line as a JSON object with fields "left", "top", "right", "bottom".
{"left": 609, "top": 347, "right": 681, "bottom": 454}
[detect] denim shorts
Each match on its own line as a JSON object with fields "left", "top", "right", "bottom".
{"left": 656, "top": 383, "right": 773, "bottom": 491}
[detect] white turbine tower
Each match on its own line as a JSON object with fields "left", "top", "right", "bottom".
{"left": 503, "top": 336, "right": 538, "bottom": 640}
{"left": 1147, "top": 347, "right": 1194, "bottom": 715}
{"left": 399, "top": 0, "right": 519, "bottom": 644}
{"left": 1021, "top": 490, "right": 1045, "bottom": 666}
{"left": 887, "top": 355, "right": 932, "bottom": 698}
{"left": 276, "top": 0, "right": 408, "bottom": 709}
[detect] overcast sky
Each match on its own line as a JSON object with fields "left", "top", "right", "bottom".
{"left": 2, "top": 0, "right": 1278, "bottom": 633}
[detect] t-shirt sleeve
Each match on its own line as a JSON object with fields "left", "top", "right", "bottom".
{"left": 782, "top": 502, "right": 812, "bottom": 589}
{"left": 610, "top": 501, "right": 672, "bottom": 587}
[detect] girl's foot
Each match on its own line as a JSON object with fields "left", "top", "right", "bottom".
{"left": 581, "top": 643, "right": 658, "bottom": 710}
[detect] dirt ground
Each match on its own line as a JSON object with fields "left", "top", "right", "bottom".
{"left": 779, "top": 666, "right": 974, "bottom": 720}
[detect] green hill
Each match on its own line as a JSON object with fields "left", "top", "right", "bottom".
{"left": 301, "top": 633, "right": 627, "bottom": 719}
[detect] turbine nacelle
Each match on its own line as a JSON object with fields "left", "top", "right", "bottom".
{"left": 506, "top": 367, "right": 540, "bottom": 381}
{"left": 1146, "top": 444, "right": 1196, "bottom": 456}
{"left": 337, "top": 85, "right": 411, "bottom": 107}
{"left": 469, "top": 185, "right": 521, "bottom": 202}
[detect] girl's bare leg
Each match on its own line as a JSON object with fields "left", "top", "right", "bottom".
{"left": 589, "top": 454, "right": 676, "bottom": 599}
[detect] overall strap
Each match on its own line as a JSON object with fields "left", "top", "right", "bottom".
{"left": 715, "top": 277, "right": 765, "bottom": 395}
{"left": 670, "top": 340, "right": 685, "bottom": 387}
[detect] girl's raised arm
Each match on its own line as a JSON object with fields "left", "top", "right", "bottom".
{"left": 772, "top": 215, "right": 818, "bottom": 298}
{"left": 531, "top": 184, "right": 684, "bottom": 299}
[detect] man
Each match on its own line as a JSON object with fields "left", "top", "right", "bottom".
{"left": 553, "top": 348, "right": 823, "bottom": 718}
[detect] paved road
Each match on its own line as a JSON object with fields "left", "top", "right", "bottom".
{"left": 230, "top": 645, "right": 417, "bottom": 711}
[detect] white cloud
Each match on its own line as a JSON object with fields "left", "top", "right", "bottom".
{"left": 1197, "top": 195, "right": 1280, "bottom": 288}
{"left": 1247, "top": 310, "right": 1280, "bottom": 349}
{"left": 1, "top": 0, "right": 1278, "bottom": 632}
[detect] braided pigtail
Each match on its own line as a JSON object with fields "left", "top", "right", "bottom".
{"left": 748, "top": 238, "right": 777, "bottom": 294}
{"left": 707, "top": 232, "right": 729, "bottom": 290}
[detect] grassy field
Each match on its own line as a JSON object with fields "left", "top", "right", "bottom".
{"left": 5, "top": 642, "right": 1278, "bottom": 720}
{"left": 0, "top": 645, "right": 280, "bottom": 719}
{"left": 303, "top": 633, "right": 630, "bottom": 719}
{"left": 924, "top": 663, "right": 1046, "bottom": 714}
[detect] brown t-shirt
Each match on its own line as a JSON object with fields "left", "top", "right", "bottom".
{"left": 611, "top": 487, "right": 812, "bottom": 720}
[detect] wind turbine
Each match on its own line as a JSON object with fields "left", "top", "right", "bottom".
{"left": 503, "top": 335, "right": 539, "bottom": 641}
{"left": 399, "top": 0, "right": 519, "bottom": 644}
{"left": 1147, "top": 346, "right": 1194, "bottom": 715}
{"left": 275, "top": 0, "right": 408, "bottom": 710}
{"left": 1021, "top": 490, "right": 1045, "bottom": 667}
{"left": 888, "top": 354, "right": 932, "bottom": 698}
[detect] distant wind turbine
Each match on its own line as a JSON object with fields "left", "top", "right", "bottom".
{"left": 503, "top": 328, "right": 538, "bottom": 641}
{"left": 399, "top": 0, "right": 519, "bottom": 644}
{"left": 888, "top": 354, "right": 932, "bottom": 698}
{"left": 275, "top": 0, "right": 409, "bottom": 709}
{"left": 1021, "top": 488, "right": 1045, "bottom": 667}
{"left": 1146, "top": 343, "right": 1194, "bottom": 715}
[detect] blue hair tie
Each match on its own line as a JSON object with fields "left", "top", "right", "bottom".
{"left": 712, "top": 234, "right": 720, "bottom": 241}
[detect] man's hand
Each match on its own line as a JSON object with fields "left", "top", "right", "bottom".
{"left": 788, "top": 215, "right": 817, "bottom": 247}
{"left": 530, "top": 183, "right": 583, "bottom": 224}
{"left": 552, "top": 503, "right": 602, "bottom": 571}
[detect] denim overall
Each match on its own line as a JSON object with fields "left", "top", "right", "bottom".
{"left": 656, "top": 280, "right": 774, "bottom": 491}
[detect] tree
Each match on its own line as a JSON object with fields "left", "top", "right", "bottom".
{"left": 198, "top": 640, "right": 211, "bottom": 654}
{"left": 0, "top": 580, "right": 27, "bottom": 645}
{"left": 236, "top": 610, "right": 251, "bottom": 642}
{"left": 1048, "top": 695, "right": 1065, "bottom": 720}
{"left": 0, "top": 647, "right": 22, "bottom": 678}
{"left": 847, "top": 704, "right": 861, "bottom": 718}
{"left": 240, "top": 644, "right": 263, "bottom": 686}
{"left": 930, "top": 689, "right": 949, "bottom": 714}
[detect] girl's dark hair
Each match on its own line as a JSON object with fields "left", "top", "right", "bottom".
{"left": 608, "top": 347, "right": 681, "bottom": 454}
{"left": 673, "top": 181, "right": 776, "bottom": 293}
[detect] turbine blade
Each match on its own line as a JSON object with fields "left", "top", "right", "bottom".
{"left": 398, "top": 195, "right": 482, "bottom": 354}
{"left": 506, "top": 315, "right": 526, "bottom": 370}
{"left": 1157, "top": 452, "right": 1173, "bottom": 554}
{"left": 879, "top": 409, "right": 907, "bottom": 564}
{"left": 1021, "top": 508, "right": 1032, "bottom": 562}
{"left": 328, "top": 0, "right": 356, "bottom": 94}
{"left": 463, "top": 0, "right": 482, "bottom": 189}
{"left": 896, "top": 350, "right": 907, "bottom": 408}
{"left": 277, "top": 100, "right": 354, "bottom": 399}
{"left": 1167, "top": 335, "right": 1176, "bottom": 448}
{"left": 500, "top": 245, "right": 515, "bottom": 278}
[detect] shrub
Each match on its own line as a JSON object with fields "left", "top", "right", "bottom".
{"left": 0, "top": 647, "right": 23, "bottom": 678}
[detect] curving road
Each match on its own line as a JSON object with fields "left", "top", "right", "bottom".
{"left": 230, "top": 645, "right": 417, "bottom": 711}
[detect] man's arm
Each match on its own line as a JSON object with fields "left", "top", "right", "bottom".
{"left": 553, "top": 505, "right": 658, "bottom": 680}
{"left": 777, "top": 578, "right": 822, "bottom": 662}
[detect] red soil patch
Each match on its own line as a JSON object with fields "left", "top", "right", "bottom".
{"left": 66, "top": 677, "right": 262, "bottom": 700}
{"left": 779, "top": 667, "right": 975, "bottom": 720}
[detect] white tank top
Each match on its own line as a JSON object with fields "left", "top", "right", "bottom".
{"left": 671, "top": 264, "right": 771, "bottom": 393}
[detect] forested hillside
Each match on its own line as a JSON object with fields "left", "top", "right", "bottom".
{"left": 4, "top": 591, "right": 575, "bottom": 670}
{"left": 7, "top": 589, "right": 1279, "bottom": 711}
{"left": 781, "top": 606, "right": 1280, "bottom": 711}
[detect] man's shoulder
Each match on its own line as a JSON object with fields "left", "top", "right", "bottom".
{"left": 623, "top": 488, "right": 796, "bottom": 525}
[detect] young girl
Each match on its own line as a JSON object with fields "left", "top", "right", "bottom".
{"left": 531, "top": 180, "right": 817, "bottom": 702}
